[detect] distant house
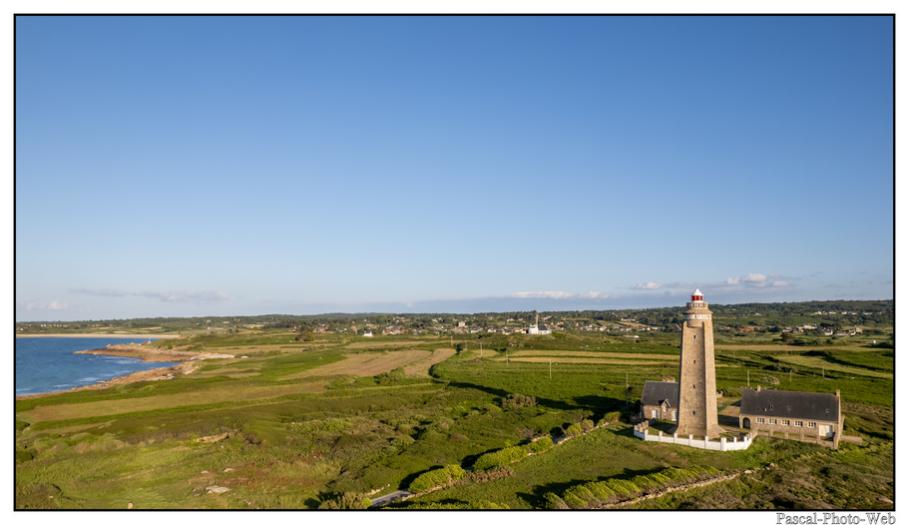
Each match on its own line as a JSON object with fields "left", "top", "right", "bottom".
{"left": 362, "top": 331, "right": 374, "bottom": 338}
{"left": 739, "top": 387, "right": 843, "bottom": 448}
{"left": 641, "top": 381, "right": 679, "bottom": 422}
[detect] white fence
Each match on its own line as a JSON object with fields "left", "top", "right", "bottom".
{"left": 633, "top": 426, "right": 753, "bottom": 451}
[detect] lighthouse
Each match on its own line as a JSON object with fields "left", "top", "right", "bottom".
{"left": 674, "top": 289, "right": 721, "bottom": 438}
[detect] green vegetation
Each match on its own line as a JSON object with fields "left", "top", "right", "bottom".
{"left": 14, "top": 301, "right": 893, "bottom": 509}
{"left": 473, "top": 436, "right": 555, "bottom": 471}
{"left": 408, "top": 464, "right": 467, "bottom": 492}
{"left": 318, "top": 492, "right": 371, "bottom": 509}
{"left": 547, "top": 466, "right": 722, "bottom": 509}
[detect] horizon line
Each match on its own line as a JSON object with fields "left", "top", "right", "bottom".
{"left": 14, "top": 296, "right": 894, "bottom": 324}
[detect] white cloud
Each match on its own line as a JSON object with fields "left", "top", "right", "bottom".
{"left": 16, "top": 300, "right": 68, "bottom": 312}
{"left": 725, "top": 273, "right": 770, "bottom": 287}
{"left": 722, "top": 273, "right": 792, "bottom": 290}
{"left": 512, "top": 290, "right": 608, "bottom": 300}
{"left": 632, "top": 281, "right": 662, "bottom": 290}
{"left": 72, "top": 288, "right": 228, "bottom": 303}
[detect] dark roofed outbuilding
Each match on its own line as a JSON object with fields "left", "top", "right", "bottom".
{"left": 641, "top": 381, "right": 679, "bottom": 407}
{"left": 740, "top": 388, "right": 839, "bottom": 423}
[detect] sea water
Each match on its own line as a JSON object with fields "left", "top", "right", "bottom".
{"left": 15, "top": 337, "right": 176, "bottom": 395}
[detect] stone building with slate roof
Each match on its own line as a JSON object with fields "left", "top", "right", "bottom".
{"left": 641, "top": 381, "right": 679, "bottom": 422}
{"left": 738, "top": 386, "right": 843, "bottom": 448}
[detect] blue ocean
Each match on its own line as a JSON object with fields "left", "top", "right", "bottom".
{"left": 15, "top": 337, "right": 176, "bottom": 395}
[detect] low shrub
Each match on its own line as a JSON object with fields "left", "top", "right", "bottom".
{"left": 500, "top": 393, "right": 537, "bottom": 410}
{"left": 543, "top": 492, "right": 569, "bottom": 509}
{"left": 317, "top": 492, "right": 371, "bottom": 509}
{"left": 375, "top": 367, "right": 406, "bottom": 385}
{"left": 408, "top": 464, "right": 467, "bottom": 493}
{"left": 473, "top": 445, "right": 526, "bottom": 471}
{"left": 467, "top": 466, "right": 513, "bottom": 483}
{"left": 556, "top": 466, "right": 724, "bottom": 508}
{"left": 563, "top": 419, "right": 594, "bottom": 437}
{"left": 605, "top": 478, "right": 640, "bottom": 497}
{"left": 526, "top": 435, "right": 554, "bottom": 453}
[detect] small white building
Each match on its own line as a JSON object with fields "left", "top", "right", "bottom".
{"left": 362, "top": 331, "right": 374, "bottom": 337}
{"left": 526, "top": 313, "right": 552, "bottom": 335}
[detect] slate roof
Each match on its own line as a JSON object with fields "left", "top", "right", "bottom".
{"left": 740, "top": 388, "right": 840, "bottom": 423}
{"left": 641, "top": 381, "right": 679, "bottom": 407}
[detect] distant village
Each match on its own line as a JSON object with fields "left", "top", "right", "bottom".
{"left": 16, "top": 299, "right": 893, "bottom": 343}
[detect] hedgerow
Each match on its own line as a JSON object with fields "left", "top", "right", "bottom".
{"left": 555, "top": 466, "right": 724, "bottom": 508}
{"left": 526, "top": 435, "right": 554, "bottom": 453}
{"left": 473, "top": 435, "right": 554, "bottom": 470}
{"left": 408, "top": 464, "right": 467, "bottom": 493}
{"left": 473, "top": 445, "right": 526, "bottom": 470}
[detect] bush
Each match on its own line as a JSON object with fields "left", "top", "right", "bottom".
{"left": 543, "top": 492, "right": 569, "bottom": 509}
{"left": 526, "top": 435, "right": 554, "bottom": 453}
{"left": 556, "top": 466, "right": 726, "bottom": 508}
{"left": 375, "top": 367, "right": 406, "bottom": 385}
{"left": 604, "top": 411, "right": 622, "bottom": 424}
{"left": 408, "top": 464, "right": 466, "bottom": 493}
{"left": 561, "top": 418, "right": 596, "bottom": 437}
{"left": 605, "top": 478, "right": 639, "bottom": 497}
{"left": 500, "top": 393, "right": 536, "bottom": 410}
{"left": 317, "top": 492, "right": 371, "bottom": 509}
{"left": 467, "top": 467, "right": 513, "bottom": 483}
{"left": 473, "top": 445, "right": 526, "bottom": 470}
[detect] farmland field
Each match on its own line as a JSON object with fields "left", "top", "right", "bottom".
{"left": 15, "top": 330, "right": 893, "bottom": 509}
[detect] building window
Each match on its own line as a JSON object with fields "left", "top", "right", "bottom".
{"left": 794, "top": 421, "right": 804, "bottom": 427}
{"left": 757, "top": 417, "right": 765, "bottom": 424}
{"left": 808, "top": 421, "right": 816, "bottom": 428}
{"left": 770, "top": 418, "right": 777, "bottom": 425}
{"left": 783, "top": 420, "right": 790, "bottom": 426}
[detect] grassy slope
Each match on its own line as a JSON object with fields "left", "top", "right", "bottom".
{"left": 15, "top": 331, "right": 893, "bottom": 509}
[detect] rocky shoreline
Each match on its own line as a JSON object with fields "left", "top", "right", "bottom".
{"left": 75, "top": 343, "right": 234, "bottom": 362}
{"left": 16, "top": 343, "right": 234, "bottom": 400}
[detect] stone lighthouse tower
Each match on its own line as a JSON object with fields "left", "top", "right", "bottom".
{"left": 675, "top": 289, "right": 721, "bottom": 438}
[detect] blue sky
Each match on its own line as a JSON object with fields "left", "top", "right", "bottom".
{"left": 15, "top": 16, "right": 893, "bottom": 321}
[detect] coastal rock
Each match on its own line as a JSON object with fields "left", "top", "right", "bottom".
{"left": 206, "top": 486, "right": 230, "bottom": 495}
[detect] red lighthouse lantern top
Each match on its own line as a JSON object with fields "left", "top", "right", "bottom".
{"left": 691, "top": 289, "right": 704, "bottom": 301}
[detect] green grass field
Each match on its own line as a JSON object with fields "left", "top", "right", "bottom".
{"left": 15, "top": 330, "right": 893, "bottom": 509}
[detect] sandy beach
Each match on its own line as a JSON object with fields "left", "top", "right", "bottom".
{"left": 16, "top": 333, "right": 182, "bottom": 339}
